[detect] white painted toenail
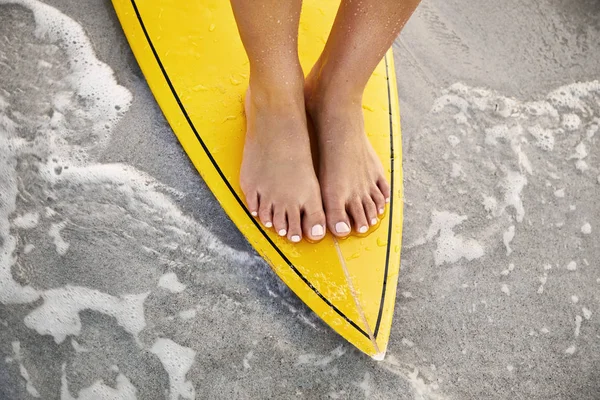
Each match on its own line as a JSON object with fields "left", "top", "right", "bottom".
{"left": 291, "top": 235, "right": 301, "bottom": 243}
{"left": 358, "top": 226, "right": 368, "bottom": 234}
{"left": 265, "top": 222, "right": 273, "bottom": 228}
{"left": 385, "top": 197, "right": 390, "bottom": 203}
{"left": 251, "top": 211, "right": 257, "bottom": 217}
{"left": 378, "top": 208, "right": 385, "bottom": 215}
{"left": 335, "top": 222, "right": 350, "bottom": 234}
{"left": 371, "top": 218, "right": 378, "bottom": 226}
{"left": 278, "top": 229, "right": 287, "bottom": 236}
{"left": 311, "top": 225, "right": 324, "bottom": 237}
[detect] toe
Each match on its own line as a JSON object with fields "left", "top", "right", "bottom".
{"left": 245, "top": 191, "right": 259, "bottom": 217}
{"left": 286, "top": 207, "right": 302, "bottom": 243}
{"left": 273, "top": 207, "right": 287, "bottom": 237}
{"left": 363, "top": 196, "right": 379, "bottom": 227}
{"left": 301, "top": 200, "right": 326, "bottom": 242}
{"left": 258, "top": 200, "right": 273, "bottom": 229}
{"left": 347, "top": 197, "right": 369, "bottom": 234}
{"left": 377, "top": 177, "right": 391, "bottom": 204}
{"left": 371, "top": 187, "right": 386, "bottom": 216}
{"left": 325, "top": 203, "right": 351, "bottom": 238}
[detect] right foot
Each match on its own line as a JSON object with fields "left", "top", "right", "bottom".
{"left": 240, "top": 81, "right": 326, "bottom": 243}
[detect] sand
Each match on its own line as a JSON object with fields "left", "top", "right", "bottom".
{"left": 1, "top": 0, "right": 599, "bottom": 399}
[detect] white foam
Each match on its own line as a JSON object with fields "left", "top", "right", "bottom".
{"left": 48, "top": 222, "right": 70, "bottom": 256}
{"left": 537, "top": 274, "right": 548, "bottom": 294}
{"left": 527, "top": 125, "right": 555, "bottom": 151}
{"left": 571, "top": 295, "right": 579, "bottom": 304}
{"left": 482, "top": 195, "right": 498, "bottom": 213}
{"left": 242, "top": 350, "right": 253, "bottom": 370}
{"left": 550, "top": 81, "right": 600, "bottom": 108}
{"left": 178, "top": 309, "right": 197, "bottom": 320}
{"left": 354, "top": 372, "right": 373, "bottom": 398}
{"left": 12, "top": 212, "right": 40, "bottom": 229}
{"left": 24, "top": 286, "right": 148, "bottom": 344}
{"left": 71, "top": 339, "right": 89, "bottom": 353}
{"left": 0, "top": 0, "right": 132, "bottom": 151}
{"left": 0, "top": 235, "right": 40, "bottom": 304}
{"left": 574, "top": 315, "right": 582, "bottom": 337}
{"left": 575, "top": 160, "right": 588, "bottom": 172}
{"left": 581, "top": 223, "right": 591, "bottom": 234}
{"left": 423, "top": 211, "right": 484, "bottom": 266}
{"left": 561, "top": 114, "right": 582, "bottom": 131}
{"left": 61, "top": 364, "right": 137, "bottom": 400}
{"left": 503, "top": 225, "right": 515, "bottom": 256}
{"left": 150, "top": 338, "right": 196, "bottom": 400}
{"left": 500, "top": 170, "right": 527, "bottom": 222}
{"left": 447, "top": 135, "right": 460, "bottom": 147}
{"left": 582, "top": 307, "right": 592, "bottom": 320}
{"left": 158, "top": 273, "right": 187, "bottom": 293}
{"left": 295, "top": 346, "right": 346, "bottom": 367}
{"left": 9, "top": 341, "right": 40, "bottom": 398}
{"left": 450, "top": 163, "right": 462, "bottom": 178}
{"left": 569, "top": 142, "right": 588, "bottom": 160}
{"left": 502, "top": 263, "right": 516, "bottom": 276}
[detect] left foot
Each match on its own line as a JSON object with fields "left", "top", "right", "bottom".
{"left": 305, "top": 69, "right": 391, "bottom": 238}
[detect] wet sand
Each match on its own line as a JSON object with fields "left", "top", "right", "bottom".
{"left": 1, "top": 0, "right": 599, "bottom": 399}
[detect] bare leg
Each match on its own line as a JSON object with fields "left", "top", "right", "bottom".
{"left": 305, "top": 0, "right": 420, "bottom": 237}
{"left": 231, "top": 0, "right": 326, "bottom": 242}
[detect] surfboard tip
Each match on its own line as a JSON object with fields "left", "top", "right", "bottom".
{"left": 371, "top": 350, "right": 387, "bottom": 361}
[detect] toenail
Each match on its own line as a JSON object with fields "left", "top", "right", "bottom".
{"left": 311, "top": 225, "right": 324, "bottom": 237}
{"left": 371, "top": 218, "right": 378, "bottom": 226}
{"left": 251, "top": 211, "right": 257, "bottom": 217}
{"left": 265, "top": 221, "right": 273, "bottom": 228}
{"left": 378, "top": 208, "right": 385, "bottom": 215}
{"left": 358, "top": 226, "right": 368, "bottom": 234}
{"left": 385, "top": 197, "right": 390, "bottom": 203}
{"left": 278, "top": 229, "right": 287, "bottom": 236}
{"left": 335, "top": 222, "right": 350, "bottom": 234}
{"left": 291, "top": 235, "right": 301, "bottom": 243}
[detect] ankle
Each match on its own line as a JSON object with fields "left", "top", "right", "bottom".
{"left": 305, "top": 60, "right": 365, "bottom": 107}
{"left": 249, "top": 65, "right": 305, "bottom": 104}
{"left": 305, "top": 78, "right": 363, "bottom": 118}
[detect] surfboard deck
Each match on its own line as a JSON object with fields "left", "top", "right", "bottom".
{"left": 112, "top": 0, "right": 403, "bottom": 359}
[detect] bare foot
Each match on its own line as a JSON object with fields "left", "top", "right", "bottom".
{"left": 240, "top": 81, "right": 326, "bottom": 243}
{"left": 305, "top": 71, "right": 391, "bottom": 238}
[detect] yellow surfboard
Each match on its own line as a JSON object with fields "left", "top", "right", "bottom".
{"left": 112, "top": 0, "right": 403, "bottom": 359}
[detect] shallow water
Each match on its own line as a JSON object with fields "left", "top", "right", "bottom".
{"left": 1, "top": 0, "right": 599, "bottom": 399}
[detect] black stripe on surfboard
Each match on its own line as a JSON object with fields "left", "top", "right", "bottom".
{"left": 373, "top": 55, "right": 395, "bottom": 338}
{"left": 129, "top": 0, "right": 396, "bottom": 342}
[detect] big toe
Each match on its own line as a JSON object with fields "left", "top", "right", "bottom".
{"left": 302, "top": 200, "right": 326, "bottom": 242}
{"left": 325, "top": 203, "right": 351, "bottom": 238}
